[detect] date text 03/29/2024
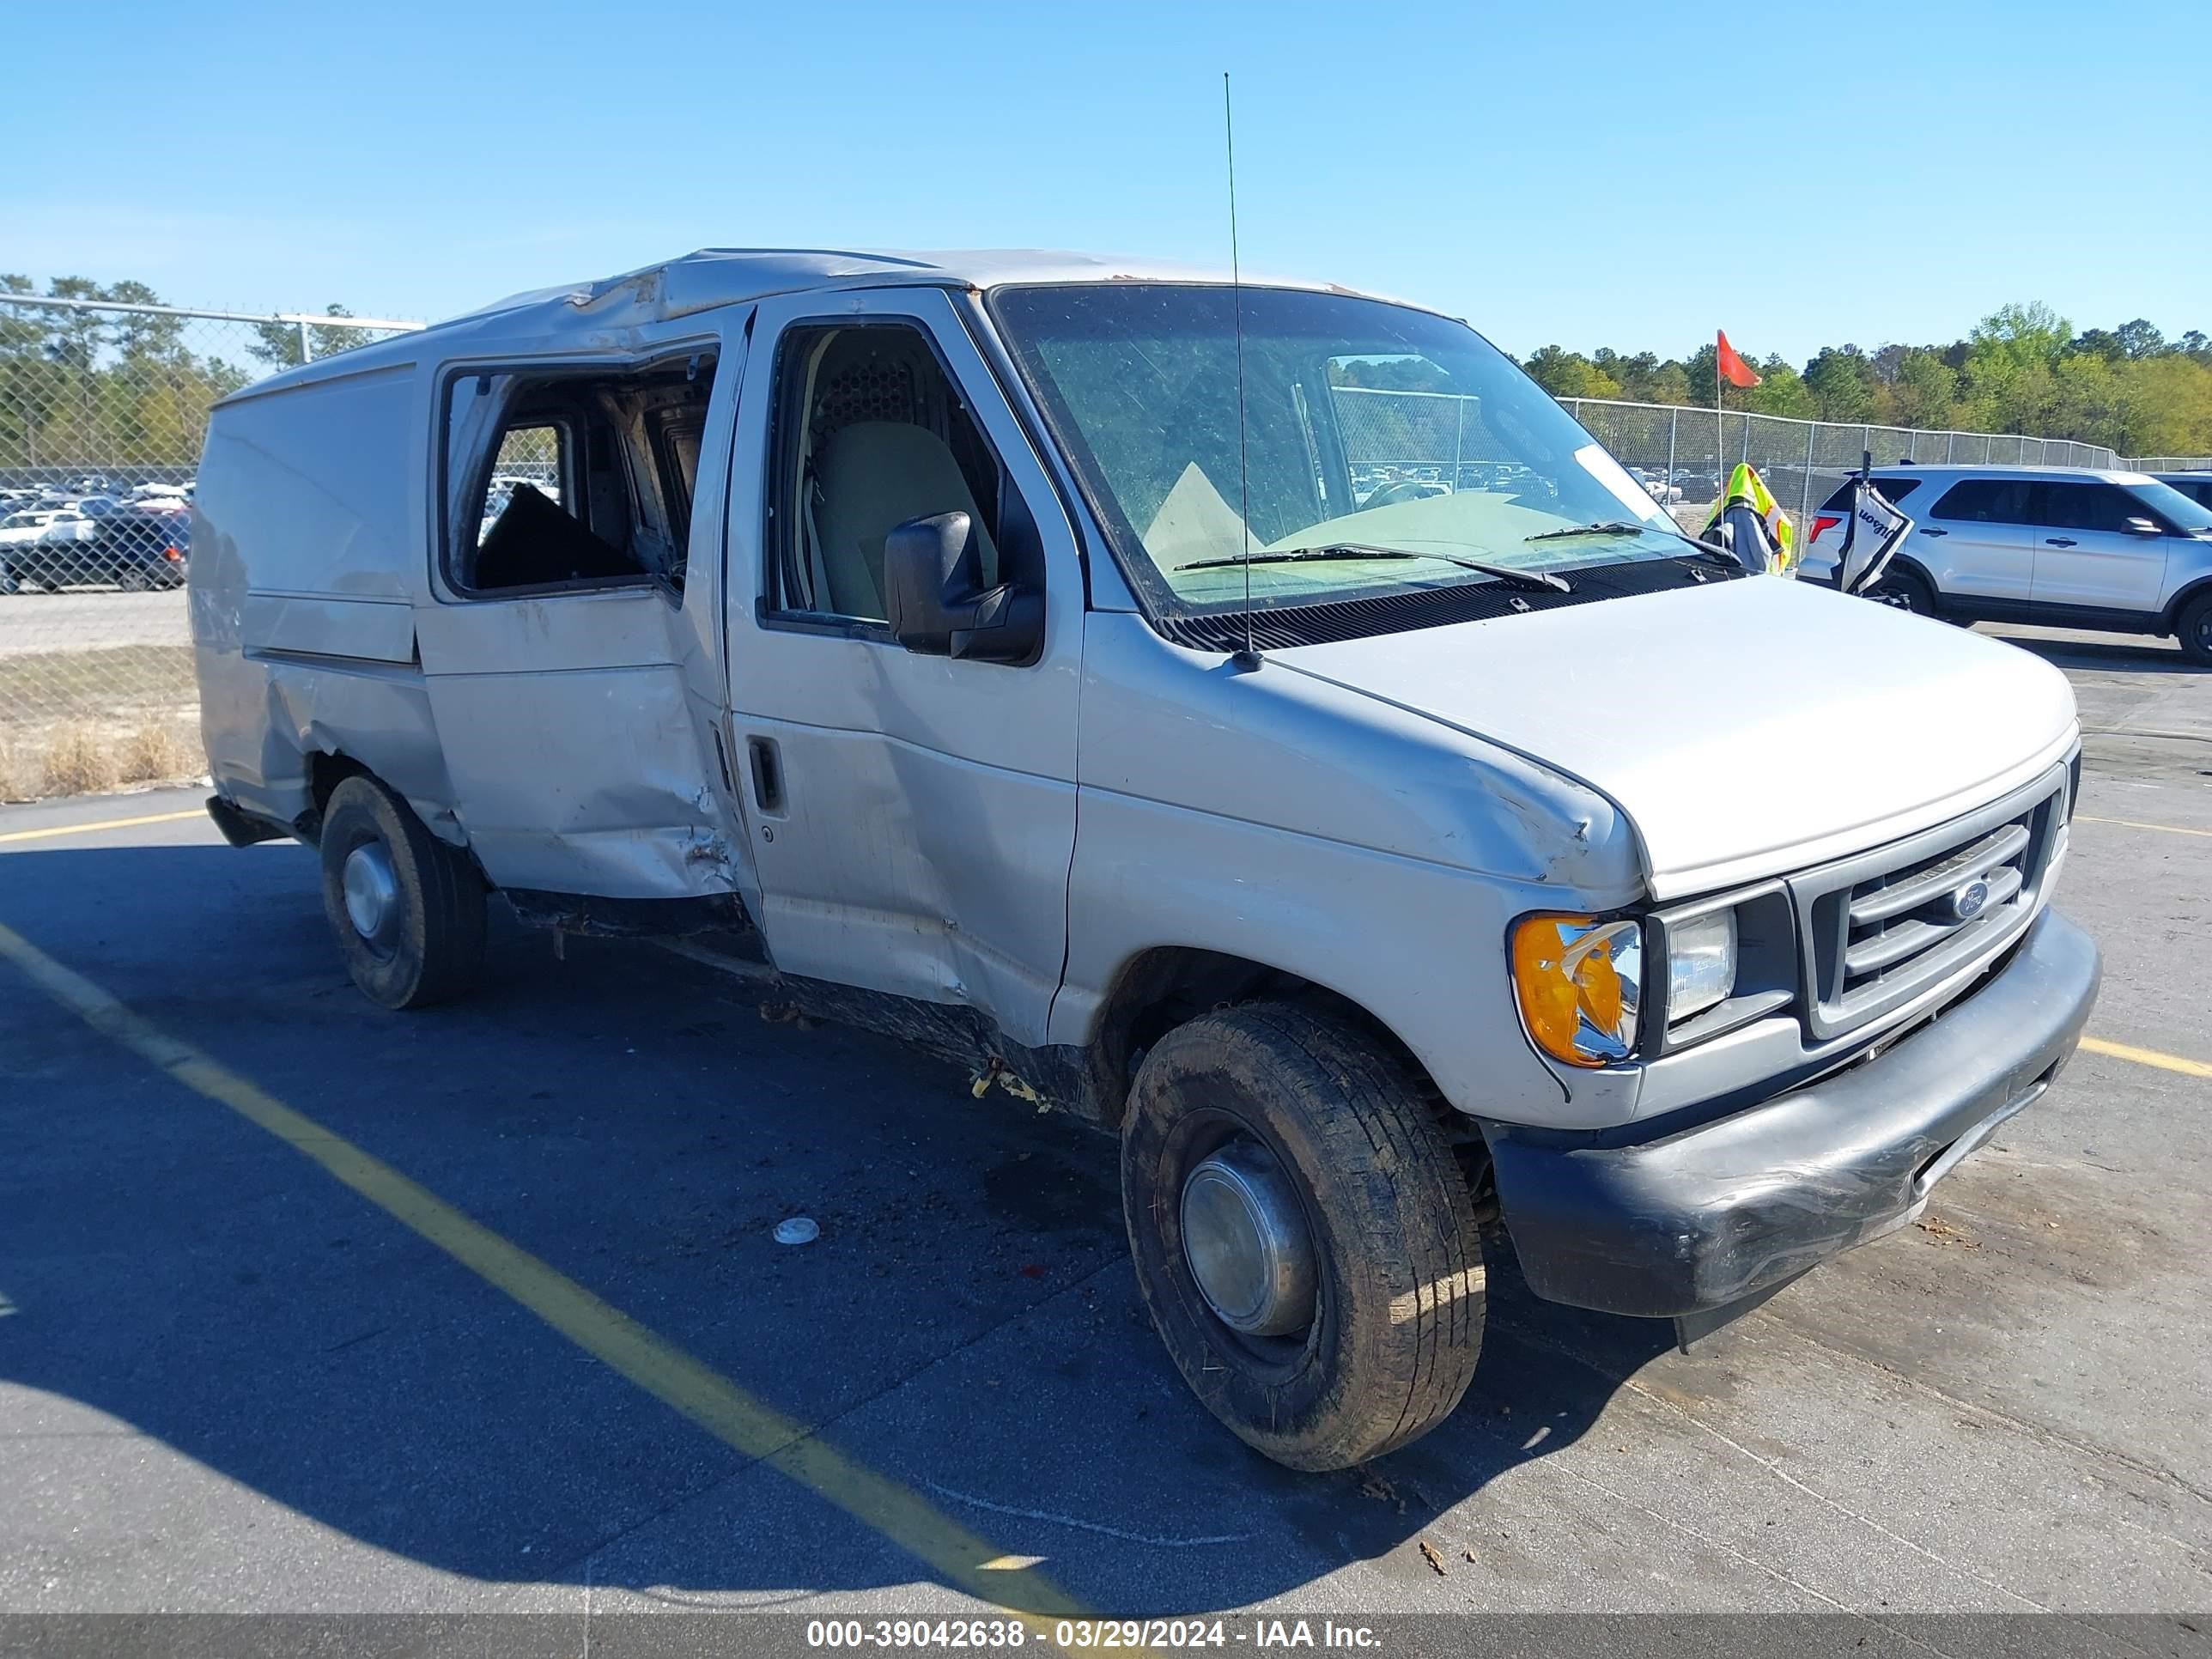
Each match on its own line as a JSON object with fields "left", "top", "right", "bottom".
{"left": 805, "top": 1618, "right": 1383, "bottom": 1650}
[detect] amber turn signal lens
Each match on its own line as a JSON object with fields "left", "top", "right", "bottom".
{"left": 1510, "top": 914, "right": 1642, "bottom": 1067}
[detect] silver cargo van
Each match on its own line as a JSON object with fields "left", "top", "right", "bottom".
{"left": 192, "top": 249, "right": 2100, "bottom": 1470}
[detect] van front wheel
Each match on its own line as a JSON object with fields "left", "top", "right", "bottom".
{"left": 1121, "top": 1003, "right": 1484, "bottom": 1471}
{"left": 318, "top": 775, "right": 487, "bottom": 1010}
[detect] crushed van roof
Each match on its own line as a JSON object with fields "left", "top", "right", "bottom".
{"left": 222, "top": 248, "right": 1431, "bottom": 402}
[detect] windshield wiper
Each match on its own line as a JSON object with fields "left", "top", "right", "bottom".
{"left": 1176, "top": 543, "right": 1570, "bottom": 593}
{"left": 1523, "top": 520, "right": 1651, "bottom": 543}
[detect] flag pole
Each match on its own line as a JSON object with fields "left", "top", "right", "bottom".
{"left": 1716, "top": 332, "right": 1725, "bottom": 482}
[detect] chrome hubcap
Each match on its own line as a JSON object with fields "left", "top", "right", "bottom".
{"left": 1180, "top": 1139, "right": 1317, "bottom": 1337}
{"left": 341, "top": 842, "right": 400, "bottom": 950}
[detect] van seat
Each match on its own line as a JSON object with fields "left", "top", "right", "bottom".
{"left": 474, "top": 483, "right": 637, "bottom": 590}
{"left": 811, "top": 422, "right": 998, "bottom": 619}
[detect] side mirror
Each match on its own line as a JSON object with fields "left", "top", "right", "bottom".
{"left": 2124, "top": 515, "right": 2163, "bottom": 537}
{"left": 882, "top": 512, "right": 1044, "bottom": 666}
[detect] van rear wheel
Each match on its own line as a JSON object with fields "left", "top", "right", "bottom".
{"left": 1121, "top": 1002, "right": 1484, "bottom": 1471}
{"left": 319, "top": 775, "right": 487, "bottom": 1010}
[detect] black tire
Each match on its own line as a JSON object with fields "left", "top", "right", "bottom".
{"left": 318, "top": 774, "right": 488, "bottom": 1010}
{"left": 2177, "top": 592, "right": 2212, "bottom": 667}
{"left": 1870, "top": 565, "right": 1939, "bottom": 619}
{"left": 1121, "top": 1002, "right": 1484, "bottom": 1471}
{"left": 116, "top": 564, "right": 154, "bottom": 592}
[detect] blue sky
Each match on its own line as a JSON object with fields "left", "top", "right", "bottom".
{"left": 5, "top": 0, "right": 2206, "bottom": 363}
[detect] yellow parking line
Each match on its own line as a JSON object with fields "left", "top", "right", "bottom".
{"left": 0, "top": 808, "right": 206, "bottom": 845}
{"left": 0, "top": 920, "right": 1087, "bottom": 1626}
{"left": 2080, "top": 1036, "right": 2212, "bottom": 1080}
{"left": 2075, "top": 813, "right": 2212, "bottom": 840}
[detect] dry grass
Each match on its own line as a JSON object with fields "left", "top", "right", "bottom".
{"left": 117, "top": 721, "right": 197, "bottom": 784}
{"left": 38, "top": 723, "right": 125, "bottom": 796}
{"left": 0, "top": 641, "right": 207, "bottom": 799}
{"left": 0, "top": 733, "right": 36, "bottom": 803}
{"left": 0, "top": 719, "right": 204, "bottom": 802}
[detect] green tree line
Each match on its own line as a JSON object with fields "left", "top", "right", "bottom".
{"left": 0, "top": 276, "right": 374, "bottom": 474}
{"left": 1521, "top": 303, "right": 2212, "bottom": 458}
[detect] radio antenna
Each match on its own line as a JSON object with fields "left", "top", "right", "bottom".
{"left": 1224, "top": 71, "right": 1259, "bottom": 671}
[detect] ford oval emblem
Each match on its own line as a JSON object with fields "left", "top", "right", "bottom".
{"left": 1948, "top": 878, "right": 1991, "bottom": 921}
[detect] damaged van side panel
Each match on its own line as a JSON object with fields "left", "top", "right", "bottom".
{"left": 193, "top": 356, "right": 465, "bottom": 837}
{"left": 413, "top": 325, "right": 751, "bottom": 901}
{"left": 413, "top": 593, "right": 736, "bottom": 896}
{"left": 197, "top": 313, "right": 759, "bottom": 908}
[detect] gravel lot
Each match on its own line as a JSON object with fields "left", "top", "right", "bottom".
{"left": 0, "top": 623, "right": 2205, "bottom": 1651}
{"left": 0, "top": 587, "right": 188, "bottom": 660}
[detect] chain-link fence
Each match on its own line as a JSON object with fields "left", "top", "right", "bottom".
{"left": 2126, "top": 456, "right": 2212, "bottom": 472}
{"left": 0, "top": 294, "right": 421, "bottom": 800}
{"left": 1553, "top": 398, "right": 2120, "bottom": 535}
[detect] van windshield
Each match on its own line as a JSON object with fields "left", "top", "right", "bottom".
{"left": 989, "top": 283, "right": 1689, "bottom": 623}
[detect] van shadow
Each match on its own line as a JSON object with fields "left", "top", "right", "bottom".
{"left": 0, "top": 842, "right": 1675, "bottom": 1616}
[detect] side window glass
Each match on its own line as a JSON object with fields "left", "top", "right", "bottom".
{"left": 766, "top": 323, "right": 1009, "bottom": 623}
{"left": 2082, "top": 485, "right": 2137, "bottom": 533}
{"left": 2036, "top": 483, "right": 2136, "bottom": 533}
{"left": 1931, "top": 479, "right": 2031, "bottom": 525}
{"left": 1817, "top": 476, "right": 1919, "bottom": 513}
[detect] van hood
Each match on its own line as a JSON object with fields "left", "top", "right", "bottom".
{"left": 1270, "top": 574, "right": 2078, "bottom": 898}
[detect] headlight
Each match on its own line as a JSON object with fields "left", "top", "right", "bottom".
{"left": 1510, "top": 915, "right": 1641, "bottom": 1066}
{"left": 1665, "top": 909, "right": 1738, "bottom": 1024}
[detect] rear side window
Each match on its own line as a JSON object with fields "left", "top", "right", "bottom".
{"left": 1816, "top": 476, "right": 1920, "bottom": 513}
{"left": 2033, "top": 482, "right": 2137, "bottom": 533}
{"left": 1930, "top": 479, "right": 2033, "bottom": 524}
{"left": 441, "top": 353, "right": 716, "bottom": 596}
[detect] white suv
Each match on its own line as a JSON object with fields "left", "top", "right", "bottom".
{"left": 1801, "top": 465, "right": 2212, "bottom": 663}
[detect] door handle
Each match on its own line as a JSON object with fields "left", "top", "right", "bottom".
{"left": 1920, "top": 526, "right": 1947, "bottom": 537}
{"left": 2043, "top": 538, "right": 2077, "bottom": 548}
{"left": 745, "top": 736, "right": 787, "bottom": 816}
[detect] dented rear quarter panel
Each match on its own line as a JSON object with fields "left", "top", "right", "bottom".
{"left": 192, "top": 353, "right": 464, "bottom": 835}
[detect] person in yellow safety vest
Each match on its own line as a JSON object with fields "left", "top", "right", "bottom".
{"left": 1698, "top": 462, "right": 1798, "bottom": 577}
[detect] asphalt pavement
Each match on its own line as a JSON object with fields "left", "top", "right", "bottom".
{"left": 1, "top": 625, "right": 2207, "bottom": 1648}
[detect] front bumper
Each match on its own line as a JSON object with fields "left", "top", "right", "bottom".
{"left": 1486, "top": 907, "right": 2100, "bottom": 1319}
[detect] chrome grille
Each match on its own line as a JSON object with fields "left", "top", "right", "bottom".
{"left": 1795, "top": 767, "right": 2068, "bottom": 1041}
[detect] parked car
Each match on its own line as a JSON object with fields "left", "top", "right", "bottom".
{"left": 8, "top": 507, "right": 190, "bottom": 591}
{"left": 0, "top": 507, "right": 97, "bottom": 556}
{"left": 2154, "top": 471, "right": 2212, "bottom": 512}
{"left": 194, "top": 248, "right": 2098, "bottom": 1471}
{"left": 1801, "top": 465, "right": 2212, "bottom": 663}
{"left": 1, "top": 507, "right": 77, "bottom": 543}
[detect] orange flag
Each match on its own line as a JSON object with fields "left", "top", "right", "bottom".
{"left": 1717, "top": 331, "right": 1763, "bottom": 388}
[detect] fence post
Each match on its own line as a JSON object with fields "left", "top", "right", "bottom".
{"left": 296, "top": 319, "right": 313, "bottom": 364}
{"left": 1666, "top": 407, "right": 1678, "bottom": 491}
{"left": 1800, "top": 421, "right": 1816, "bottom": 528}
{"left": 1451, "top": 396, "right": 1465, "bottom": 490}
